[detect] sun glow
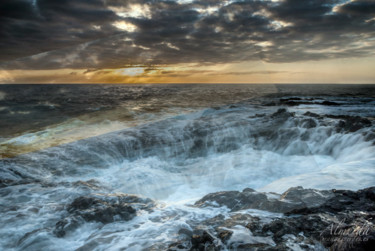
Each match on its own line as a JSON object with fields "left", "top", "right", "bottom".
{"left": 112, "top": 21, "right": 137, "bottom": 32}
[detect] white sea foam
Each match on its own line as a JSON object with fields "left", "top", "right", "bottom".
{"left": 260, "top": 159, "right": 375, "bottom": 193}
{"left": 0, "top": 91, "right": 374, "bottom": 250}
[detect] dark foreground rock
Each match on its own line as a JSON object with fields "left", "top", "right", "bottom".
{"left": 169, "top": 187, "right": 375, "bottom": 251}
{"left": 273, "top": 98, "right": 342, "bottom": 107}
{"left": 53, "top": 194, "right": 155, "bottom": 237}
{"left": 195, "top": 186, "right": 334, "bottom": 213}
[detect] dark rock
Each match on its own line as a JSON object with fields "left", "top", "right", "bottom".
{"left": 280, "top": 97, "right": 302, "bottom": 101}
{"left": 281, "top": 100, "right": 300, "bottom": 106}
{"left": 53, "top": 218, "right": 80, "bottom": 238}
{"left": 363, "top": 130, "right": 375, "bottom": 143}
{"left": 281, "top": 186, "right": 333, "bottom": 208}
{"left": 270, "top": 108, "right": 295, "bottom": 120}
{"left": 319, "top": 213, "right": 375, "bottom": 251}
{"left": 279, "top": 98, "right": 313, "bottom": 106}
{"left": 53, "top": 194, "right": 154, "bottom": 237}
{"left": 194, "top": 187, "right": 327, "bottom": 213}
{"left": 189, "top": 187, "right": 375, "bottom": 251}
{"left": 262, "top": 214, "right": 330, "bottom": 242}
{"left": 168, "top": 242, "right": 189, "bottom": 251}
{"left": 249, "top": 113, "right": 266, "bottom": 118}
{"left": 320, "top": 101, "right": 340, "bottom": 106}
{"left": 217, "top": 229, "right": 233, "bottom": 243}
{"left": 190, "top": 230, "right": 219, "bottom": 251}
{"left": 324, "top": 115, "right": 372, "bottom": 133}
{"left": 263, "top": 102, "right": 276, "bottom": 106}
{"left": 286, "top": 187, "right": 375, "bottom": 215}
{"left": 178, "top": 228, "right": 193, "bottom": 238}
{"left": 71, "top": 179, "right": 102, "bottom": 190}
{"left": 304, "top": 111, "right": 321, "bottom": 118}
{"left": 301, "top": 118, "right": 317, "bottom": 128}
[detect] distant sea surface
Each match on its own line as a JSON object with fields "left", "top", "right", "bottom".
{"left": 0, "top": 84, "right": 374, "bottom": 250}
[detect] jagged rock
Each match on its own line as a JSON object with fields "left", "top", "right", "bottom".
{"left": 320, "top": 213, "right": 375, "bottom": 251}
{"left": 271, "top": 108, "right": 295, "bottom": 120}
{"left": 304, "top": 111, "right": 321, "bottom": 118}
{"left": 301, "top": 118, "right": 318, "bottom": 128}
{"left": 53, "top": 194, "right": 155, "bottom": 237}
{"left": 281, "top": 100, "right": 301, "bottom": 106}
{"left": 190, "top": 230, "right": 220, "bottom": 251}
{"left": 262, "top": 214, "right": 330, "bottom": 242}
{"left": 363, "top": 130, "right": 375, "bottom": 143}
{"left": 194, "top": 187, "right": 331, "bottom": 213}
{"left": 186, "top": 187, "right": 375, "bottom": 251}
{"left": 53, "top": 217, "right": 80, "bottom": 238}
{"left": 279, "top": 98, "right": 313, "bottom": 106}
{"left": 217, "top": 229, "right": 233, "bottom": 243}
{"left": 280, "top": 186, "right": 333, "bottom": 208}
{"left": 286, "top": 187, "right": 375, "bottom": 215}
{"left": 326, "top": 115, "right": 372, "bottom": 133}
{"left": 320, "top": 101, "right": 340, "bottom": 106}
{"left": 67, "top": 196, "right": 136, "bottom": 223}
{"left": 167, "top": 242, "right": 189, "bottom": 251}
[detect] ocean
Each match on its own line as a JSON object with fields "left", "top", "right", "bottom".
{"left": 0, "top": 84, "right": 374, "bottom": 250}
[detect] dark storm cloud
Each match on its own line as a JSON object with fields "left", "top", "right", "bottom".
{"left": 1, "top": 0, "right": 374, "bottom": 70}
{"left": 0, "top": 0, "right": 119, "bottom": 61}
{"left": 336, "top": 0, "right": 375, "bottom": 16}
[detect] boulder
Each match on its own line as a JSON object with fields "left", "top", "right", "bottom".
{"left": 53, "top": 194, "right": 155, "bottom": 237}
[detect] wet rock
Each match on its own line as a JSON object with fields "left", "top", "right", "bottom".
{"left": 178, "top": 228, "right": 193, "bottom": 238}
{"left": 286, "top": 187, "right": 375, "bottom": 215}
{"left": 280, "top": 97, "right": 302, "bottom": 101}
{"left": 325, "top": 115, "right": 372, "bottom": 133}
{"left": 190, "top": 230, "right": 220, "bottom": 251}
{"left": 194, "top": 187, "right": 326, "bottom": 213}
{"left": 262, "top": 215, "right": 329, "bottom": 242}
{"left": 279, "top": 98, "right": 313, "bottom": 106}
{"left": 68, "top": 196, "right": 136, "bottom": 223}
{"left": 363, "top": 130, "right": 375, "bottom": 143}
{"left": 167, "top": 242, "right": 189, "bottom": 251}
{"left": 53, "top": 194, "right": 155, "bottom": 237}
{"left": 281, "top": 100, "right": 301, "bottom": 106}
{"left": 217, "top": 229, "right": 233, "bottom": 243}
{"left": 320, "top": 101, "right": 340, "bottom": 106}
{"left": 281, "top": 186, "right": 333, "bottom": 208}
{"left": 189, "top": 187, "right": 375, "bottom": 251}
{"left": 53, "top": 218, "right": 80, "bottom": 238}
{"left": 301, "top": 118, "right": 317, "bottom": 128}
{"left": 303, "top": 111, "right": 321, "bottom": 118}
{"left": 249, "top": 113, "right": 266, "bottom": 118}
{"left": 271, "top": 108, "right": 295, "bottom": 120}
{"left": 71, "top": 179, "right": 103, "bottom": 190}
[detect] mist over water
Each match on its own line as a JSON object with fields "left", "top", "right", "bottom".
{"left": 0, "top": 84, "right": 374, "bottom": 250}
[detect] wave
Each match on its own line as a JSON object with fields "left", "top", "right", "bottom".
{"left": 1, "top": 104, "right": 374, "bottom": 198}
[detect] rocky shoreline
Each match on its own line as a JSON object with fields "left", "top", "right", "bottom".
{"left": 51, "top": 186, "right": 375, "bottom": 250}
{"left": 183, "top": 186, "right": 375, "bottom": 251}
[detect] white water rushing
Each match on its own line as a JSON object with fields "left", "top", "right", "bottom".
{"left": 0, "top": 92, "right": 374, "bottom": 250}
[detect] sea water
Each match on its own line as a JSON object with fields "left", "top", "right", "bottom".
{"left": 0, "top": 84, "right": 374, "bottom": 250}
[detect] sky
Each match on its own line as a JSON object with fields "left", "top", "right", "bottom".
{"left": 0, "top": 0, "right": 374, "bottom": 84}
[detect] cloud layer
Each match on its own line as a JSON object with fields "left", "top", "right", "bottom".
{"left": 1, "top": 0, "right": 375, "bottom": 70}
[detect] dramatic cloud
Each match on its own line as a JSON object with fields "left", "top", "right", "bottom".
{"left": 0, "top": 0, "right": 374, "bottom": 72}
